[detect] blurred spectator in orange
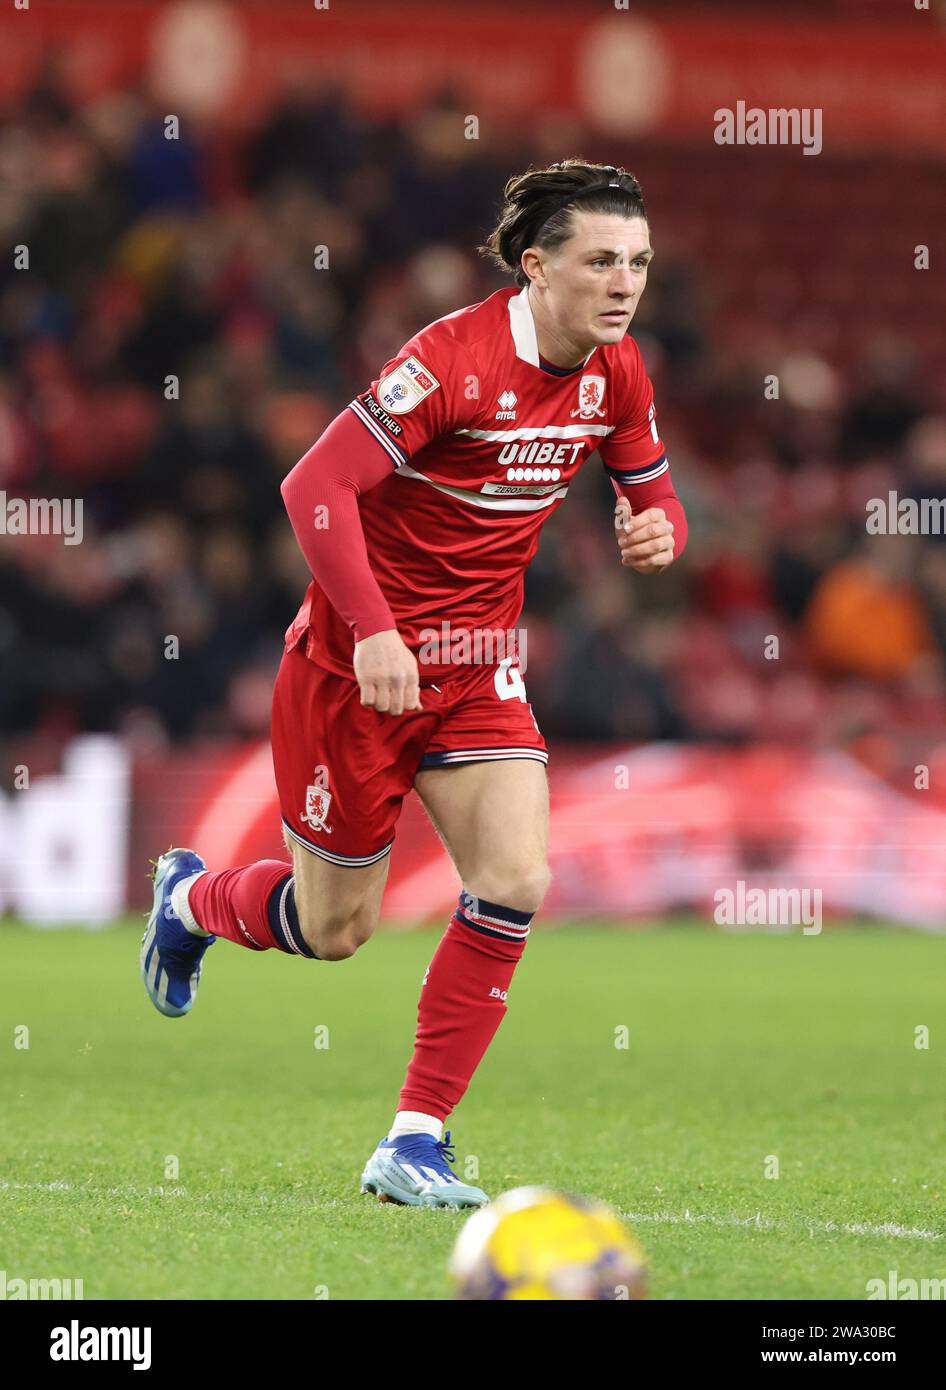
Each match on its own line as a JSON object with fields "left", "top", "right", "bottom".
{"left": 804, "top": 537, "right": 934, "bottom": 681}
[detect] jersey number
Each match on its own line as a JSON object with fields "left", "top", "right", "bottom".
{"left": 494, "top": 658, "right": 527, "bottom": 704}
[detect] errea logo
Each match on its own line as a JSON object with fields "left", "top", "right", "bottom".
{"left": 495, "top": 390, "right": 517, "bottom": 421}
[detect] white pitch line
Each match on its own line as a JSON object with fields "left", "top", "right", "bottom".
{"left": 621, "top": 1209, "right": 944, "bottom": 1241}
{"left": 0, "top": 1180, "right": 335, "bottom": 1209}
{"left": 1, "top": 1183, "right": 941, "bottom": 1240}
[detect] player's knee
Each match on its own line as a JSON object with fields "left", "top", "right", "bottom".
{"left": 470, "top": 862, "right": 551, "bottom": 915}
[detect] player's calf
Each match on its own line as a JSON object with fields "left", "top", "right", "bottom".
{"left": 147, "top": 846, "right": 388, "bottom": 963}
{"left": 288, "top": 837, "right": 389, "bottom": 961}
{"left": 294, "top": 901, "right": 376, "bottom": 961}
{"left": 169, "top": 859, "right": 315, "bottom": 956}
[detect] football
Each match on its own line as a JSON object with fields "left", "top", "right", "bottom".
{"left": 449, "top": 1186, "right": 648, "bottom": 1300}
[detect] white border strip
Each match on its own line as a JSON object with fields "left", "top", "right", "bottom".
{"left": 282, "top": 820, "right": 394, "bottom": 867}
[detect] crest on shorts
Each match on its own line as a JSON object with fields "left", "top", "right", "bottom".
{"left": 302, "top": 784, "right": 333, "bottom": 834}
{"left": 570, "top": 374, "right": 606, "bottom": 419}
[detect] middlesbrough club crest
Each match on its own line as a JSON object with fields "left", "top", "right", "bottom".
{"left": 302, "top": 784, "right": 333, "bottom": 834}
{"left": 570, "top": 374, "right": 606, "bottom": 420}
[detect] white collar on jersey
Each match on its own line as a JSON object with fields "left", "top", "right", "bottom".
{"left": 508, "top": 285, "right": 598, "bottom": 370}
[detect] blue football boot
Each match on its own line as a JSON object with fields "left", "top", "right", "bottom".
{"left": 360, "top": 1131, "right": 489, "bottom": 1209}
{"left": 140, "top": 848, "right": 215, "bottom": 1018}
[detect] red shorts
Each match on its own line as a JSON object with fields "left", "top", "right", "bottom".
{"left": 271, "top": 640, "right": 548, "bottom": 867}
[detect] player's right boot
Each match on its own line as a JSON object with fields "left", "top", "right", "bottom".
{"left": 360, "top": 1131, "right": 490, "bottom": 1209}
{"left": 140, "top": 848, "right": 215, "bottom": 1018}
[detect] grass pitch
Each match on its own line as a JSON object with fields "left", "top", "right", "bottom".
{"left": 1, "top": 920, "right": 943, "bottom": 1300}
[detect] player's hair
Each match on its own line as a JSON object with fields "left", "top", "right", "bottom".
{"left": 479, "top": 159, "right": 647, "bottom": 288}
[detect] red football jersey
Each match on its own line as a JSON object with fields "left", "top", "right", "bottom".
{"left": 287, "top": 285, "right": 672, "bottom": 684}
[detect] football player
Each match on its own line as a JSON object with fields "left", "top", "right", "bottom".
{"left": 141, "top": 160, "right": 687, "bottom": 1208}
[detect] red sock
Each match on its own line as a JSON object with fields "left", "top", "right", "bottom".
{"left": 397, "top": 892, "right": 533, "bottom": 1121}
{"left": 187, "top": 860, "right": 316, "bottom": 957}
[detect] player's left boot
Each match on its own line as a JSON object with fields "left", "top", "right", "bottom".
{"left": 360, "top": 1131, "right": 489, "bottom": 1209}
{"left": 140, "top": 848, "right": 215, "bottom": 1018}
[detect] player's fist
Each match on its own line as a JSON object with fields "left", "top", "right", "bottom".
{"left": 353, "top": 629, "right": 423, "bottom": 716}
{"left": 614, "top": 499, "right": 675, "bottom": 575}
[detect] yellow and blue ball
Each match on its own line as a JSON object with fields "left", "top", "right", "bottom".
{"left": 449, "top": 1186, "right": 647, "bottom": 1300}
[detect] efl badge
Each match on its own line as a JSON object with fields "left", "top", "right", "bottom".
{"left": 302, "top": 784, "right": 333, "bottom": 834}
{"left": 570, "top": 374, "right": 606, "bottom": 420}
{"left": 377, "top": 355, "right": 440, "bottom": 414}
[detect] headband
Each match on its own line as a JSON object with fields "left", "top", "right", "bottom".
{"left": 526, "top": 177, "right": 629, "bottom": 246}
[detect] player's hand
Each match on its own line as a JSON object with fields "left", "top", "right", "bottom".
{"left": 353, "top": 629, "right": 423, "bottom": 716}
{"left": 614, "top": 498, "right": 675, "bottom": 575}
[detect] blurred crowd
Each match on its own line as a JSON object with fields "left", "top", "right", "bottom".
{"left": 2, "top": 61, "right": 946, "bottom": 760}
